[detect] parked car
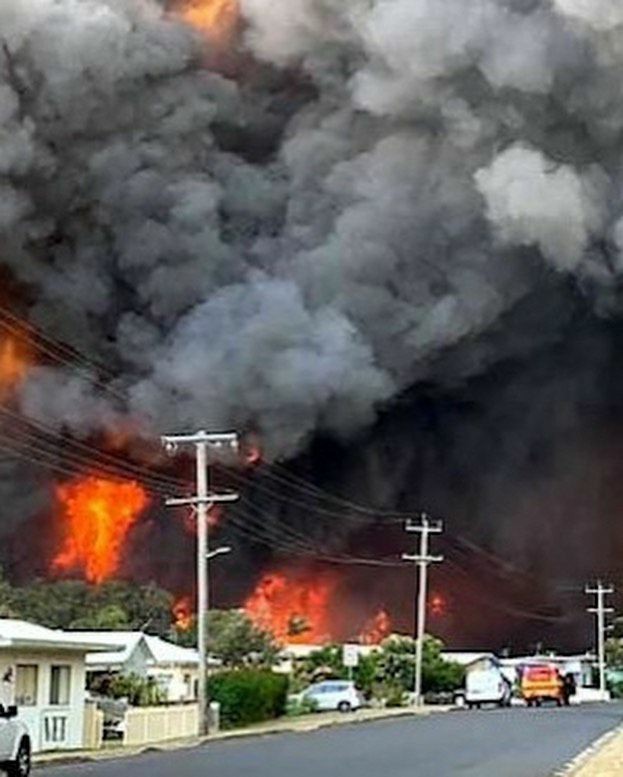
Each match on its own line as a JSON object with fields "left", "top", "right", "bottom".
{"left": 521, "top": 664, "right": 564, "bottom": 707}
{"left": 0, "top": 704, "right": 31, "bottom": 776}
{"left": 302, "top": 681, "right": 364, "bottom": 712}
{"left": 465, "top": 667, "right": 512, "bottom": 709}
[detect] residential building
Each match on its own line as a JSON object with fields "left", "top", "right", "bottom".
{"left": 0, "top": 619, "right": 114, "bottom": 752}
{"left": 75, "top": 632, "right": 199, "bottom": 702}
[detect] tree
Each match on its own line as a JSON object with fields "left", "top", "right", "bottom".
{"left": 606, "top": 637, "right": 623, "bottom": 668}
{"left": 70, "top": 604, "right": 131, "bottom": 630}
{"left": 373, "top": 634, "right": 464, "bottom": 699}
{"left": 205, "top": 610, "right": 278, "bottom": 668}
{"left": 0, "top": 568, "right": 17, "bottom": 618}
{"left": 4, "top": 578, "right": 174, "bottom": 636}
{"left": 293, "top": 644, "right": 381, "bottom": 698}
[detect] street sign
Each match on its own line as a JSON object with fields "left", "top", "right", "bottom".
{"left": 343, "top": 644, "right": 360, "bottom": 668}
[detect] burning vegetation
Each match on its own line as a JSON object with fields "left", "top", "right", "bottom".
{"left": 173, "top": 596, "right": 193, "bottom": 631}
{"left": 244, "top": 570, "right": 336, "bottom": 644}
{"left": 5, "top": 0, "right": 623, "bottom": 651}
{"left": 53, "top": 475, "right": 150, "bottom": 584}
{"left": 244, "top": 569, "right": 392, "bottom": 645}
{"left": 0, "top": 336, "right": 31, "bottom": 398}
{"left": 176, "top": 0, "right": 239, "bottom": 42}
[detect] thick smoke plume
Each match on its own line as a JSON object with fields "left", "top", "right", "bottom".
{"left": 5, "top": 1, "right": 623, "bottom": 648}
{"left": 2, "top": 0, "right": 623, "bottom": 459}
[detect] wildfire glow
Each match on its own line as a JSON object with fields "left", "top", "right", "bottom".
{"left": 429, "top": 593, "right": 447, "bottom": 617}
{"left": 0, "top": 336, "right": 31, "bottom": 397}
{"left": 173, "top": 596, "right": 193, "bottom": 631}
{"left": 360, "top": 609, "right": 392, "bottom": 645}
{"left": 178, "top": 0, "right": 239, "bottom": 42}
{"left": 53, "top": 475, "right": 149, "bottom": 584}
{"left": 244, "top": 570, "right": 335, "bottom": 645}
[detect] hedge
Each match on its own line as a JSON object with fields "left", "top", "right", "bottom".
{"left": 207, "top": 669, "right": 289, "bottom": 728}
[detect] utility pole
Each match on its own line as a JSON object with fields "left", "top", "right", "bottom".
{"left": 586, "top": 581, "right": 615, "bottom": 700}
{"left": 162, "top": 431, "right": 239, "bottom": 735}
{"left": 403, "top": 514, "right": 443, "bottom": 707}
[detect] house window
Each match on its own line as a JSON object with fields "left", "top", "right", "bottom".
{"left": 50, "top": 665, "right": 71, "bottom": 706}
{"left": 15, "top": 664, "right": 38, "bottom": 706}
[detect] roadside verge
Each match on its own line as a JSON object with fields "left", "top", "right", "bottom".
{"left": 561, "top": 724, "right": 623, "bottom": 777}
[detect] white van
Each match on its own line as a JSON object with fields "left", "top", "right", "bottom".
{"left": 0, "top": 704, "right": 31, "bottom": 776}
{"left": 465, "top": 668, "right": 511, "bottom": 709}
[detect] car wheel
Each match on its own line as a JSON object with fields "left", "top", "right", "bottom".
{"left": 337, "top": 701, "right": 352, "bottom": 713}
{"left": 6, "top": 739, "right": 31, "bottom": 777}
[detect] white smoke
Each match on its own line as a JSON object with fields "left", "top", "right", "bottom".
{"left": 553, "top": 0, "right": 623, "bottom": 31}
{"left": 475, "top": 144, "right": 601, "bottom": 272}
{"left": 1, "top": 0, "right": 623, "bottom": 458}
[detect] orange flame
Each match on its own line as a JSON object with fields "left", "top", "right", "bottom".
{"left": 177, "top": 0, "right": 239, "bottom": 42}
{"left": 173, "top": 596, "right": 193, "bottom": 631}
{"left": 429, "top": 593, "right": 447, "bottom": 617}
{"left": 53, "top": 475, "right": 149, "bottom": 584}
{"left": 245, "top": 570, "right": 335, "bottom": 645}
{"left": 242, "top": 433, "right": 262, "bottom": 467}
{"left": 0, "top": 336, "right": 31, "bottom": 397}
{"left": 359, "top": 609, "right": 392, "bottom": 645}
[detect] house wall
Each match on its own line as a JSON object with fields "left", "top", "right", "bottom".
{"left": 146, "top": 666, "right": 198, "bottom": 702}
{"left": 0, "top": 649, "right": 87, "bottom": 752}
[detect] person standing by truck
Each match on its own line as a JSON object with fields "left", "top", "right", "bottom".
{"left": 562, "top": 672, "right": 576, "bottom": 706}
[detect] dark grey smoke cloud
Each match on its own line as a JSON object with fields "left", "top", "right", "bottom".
{"left": 1, "top": 0, "right": 623, "bottom": 462}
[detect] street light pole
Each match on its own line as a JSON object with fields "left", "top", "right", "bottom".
{"left": 162, "top": 431, "right": 238, "bottom": 735}
{"left": 207, "top": 546, "right": 232, "bottom": 561}
{"left": 403, "top": 514, "right": 443, "bottom": 707}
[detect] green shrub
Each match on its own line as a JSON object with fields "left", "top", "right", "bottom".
{"left": 286, "top": 695, "right": 318, "bottom": 717}
{"left": 207, "top": 670, "right": 289, "bottom": 728}
{"left": 90, "top": 673, "right": 165, "bottom": 706}
{"left": 383, "top": 684, "right": 407, "bottom": 707}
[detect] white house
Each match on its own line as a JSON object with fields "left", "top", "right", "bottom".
{"left": 274, "top": 643, "right": 379, "bottom": 675}
{"left": 76, "top": 632, "right": 199, "bottom": 702}
{"left": 0, "top": 619, "right": 114, "bottom": 752}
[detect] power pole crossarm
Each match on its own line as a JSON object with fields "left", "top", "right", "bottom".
{"left": 585, "top": 582, "right": 615, "bottom": 701}
{"left": 162, "top": 430, "right": 239, "bottom": 736}
{"left": 403, "top": 513, "right": 443, "bottom": 708}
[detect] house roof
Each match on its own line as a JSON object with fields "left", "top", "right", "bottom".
{"left": 75, "top": 631, "right": 199, "bottom": 668}
{"left": 0, "top": 619, "right": 116, "bottom": 653}
{"left": 74, "top": 632, "right": 145, "bottom": 667}
{"left": 441, "top": 651, "right": 497, "bottom": 667}
{"left": 500, "top": 653, "right": 594, "bottom": 667}
{"left": 144, "top": 635, "right": 198, "bottom": 666}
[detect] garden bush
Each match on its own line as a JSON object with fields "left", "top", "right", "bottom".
{"left": 207, "top": 669, "right": 289, "bottom": 728}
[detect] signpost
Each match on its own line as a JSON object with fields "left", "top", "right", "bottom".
{"left": 343, "top": 644, "right": 360, "bottom": 680}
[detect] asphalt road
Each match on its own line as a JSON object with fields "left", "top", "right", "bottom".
{"left": 41, "top": 703, "right": 623, "bottom": 777}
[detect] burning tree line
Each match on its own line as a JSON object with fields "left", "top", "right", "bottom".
{"left": 0, "top": 312, "right": 397, "bottom": 646}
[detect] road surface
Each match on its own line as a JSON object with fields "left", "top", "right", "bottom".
{"left": 41, "top": 703, "right": 623, "bottom": 777}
